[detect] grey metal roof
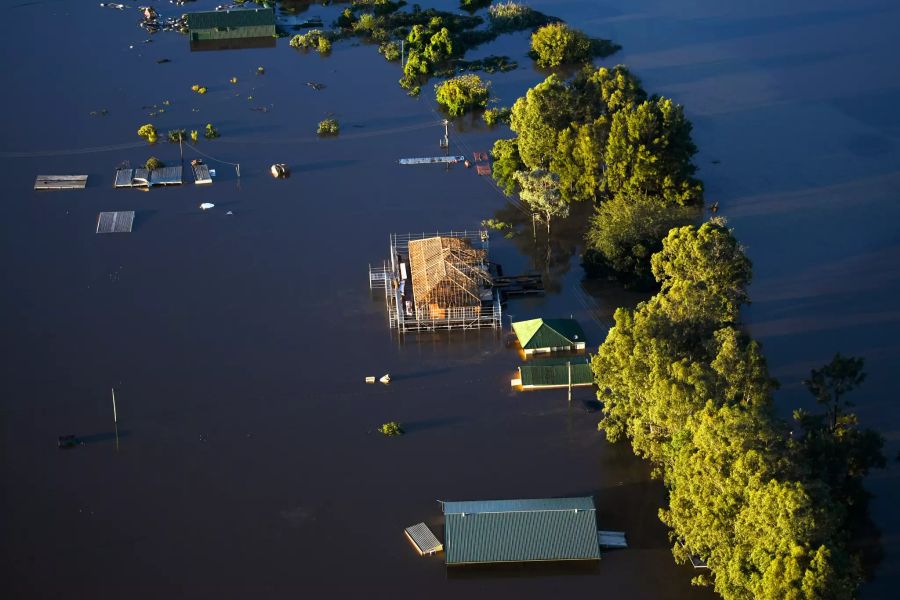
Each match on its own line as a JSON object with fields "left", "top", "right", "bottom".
{"left": 442, "top": 497, "right": 600, "bottom": 565}
{"left": 443, "top": 497, "right": 594, "bottom": 515}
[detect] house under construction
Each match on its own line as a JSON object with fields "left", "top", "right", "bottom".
{"left": 369, "top": 231, "right": 502, "bottom": 333}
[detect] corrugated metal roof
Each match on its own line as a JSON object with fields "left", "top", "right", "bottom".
{"left": 187, "top": 8, "right": 276, "bottom": 40}
{"left": 444, "top": 497, "right": 595, "bottom": 514}
{"left": 512, "top": 318, "right": 586, "bottom": 350}
{"left": 443, "top": 497, "right": 600, "bottom": 565}
{"left": 519, "top": 359, "right": 593, "bottom": 387}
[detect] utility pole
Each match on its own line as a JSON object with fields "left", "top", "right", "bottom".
{"left": 179, "top": 134, "right": 183, "bottom": 166}
{"left": 567, "top": 361, "right": 572, "bottom": 404}
{"left": 112, "top": 388, "right": 118, "bottom": 423}
{"left": 401, "top": 39, "right": 405, "bottom": 68}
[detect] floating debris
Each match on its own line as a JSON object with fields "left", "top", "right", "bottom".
{"left": 99, "top": 3, "right": 125, "bottom": 10}
{"left": 365, "top": 376, "right": 376, "bottom": 384}
{"left": 379, "top": 374, "right": 391, "bottom": 384}
{"left": 156, "top": 58, "right": 171, "bottom": 64}
{"left": 256, "top": 66, "right": 265, "bottom": 75}
{"left": 226, "top": 210, "right": 233, "bottom": 215}
{"left": 270, "top": 163, "right": 289, "bottom": 178}
{"left": 89, "top": 108, "right": 109, "bottom": 117}
{"left": 200, "top": 203, "right": 215, "bottom": 210}
{"left": 306, "top": 81, "right": 325, "bottom": 91}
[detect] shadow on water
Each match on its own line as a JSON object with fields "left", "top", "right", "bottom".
{"left": 78, "top": 430, "right": 131, "bottom": 445}
{"left": 403, "top": 417, "right": 467, "bottom": 434}
{"left": 446, "top": 560, "right": 601, "bottom": 580}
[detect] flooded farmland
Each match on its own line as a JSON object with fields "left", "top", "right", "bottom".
{"left": 2, "top": 1, "right": 898, "bottom": 598}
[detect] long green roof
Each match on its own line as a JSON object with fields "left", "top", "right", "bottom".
{"left": 519, "top": 358, "right": 593, "bottom": 387}
{"left": 512, "top": 318, "right": 586, "bottom": 350}
{"left": 187, "top": 8, "right": 276, "bottom": 40}
{"left": 443, "top": 497, "right": 600, "bottom": 565}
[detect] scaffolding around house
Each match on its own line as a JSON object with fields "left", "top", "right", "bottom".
{"left": 369, "top": 231, "right": 502, "bottom": 333}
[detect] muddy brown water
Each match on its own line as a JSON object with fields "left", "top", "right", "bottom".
{"left": 1, "top": 1, "right": 898, "bottom": 598}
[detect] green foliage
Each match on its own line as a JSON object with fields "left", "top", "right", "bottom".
{"left": 514, "top": 169, "right": 569, "bottom": 234}
{"left": 585, "top": 191, "right": 695, "bottom": 286}
{"left": 144, "top": 156, "right": 164, "bottom": 170}
{"left": 190, "top": 130, "right": 199, "bottom": 142}
{"left": 592, "top": 222, "right": 866, "bottom": 598}
{"left": 604, "top": 97, "right": 703, "bottom": 205}
{"left": 167, "top": 129, "right": 186, "bottom": 143}
{"left": 509, "top": 74, "right": 573, "bottom": 169}
{"left": 378, "top": 40, "right": 401, "bottom": 61}
{"left": 483, "top": 106, "right": 512, "bottom": 126}
{"left": 530, "top": 23, "right": 592, "bottom": 67}
{"left": 794, "top": 355, "right": 885, "bottom": 510}
{"left": 378, "top": 421, "right": 404, "bottom": 436}
{"left": 290, "top": 29, "right": 333, "bottom": 54}
{"left": 488, "top": 2, "right": 550, "bottom": 32}
{"left": 317, "top": 118, "right": 339, "bottom": 135}
{"left": 490, "top": 138, "right": 524, "bottom": 196}
{"left": 137, "top": 123, "right": 157, "bottom": 143}
{"left": 435, "top": 74, "right": 490, "bottom": 116}
{"left": 204, "top": 123, "right": 220, "bottom": 139}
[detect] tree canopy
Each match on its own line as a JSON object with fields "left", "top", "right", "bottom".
{"left": 591, "top": 222, "right": 875, "bottom": 599}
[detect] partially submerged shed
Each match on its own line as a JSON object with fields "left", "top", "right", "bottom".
{"left": 512, "top": 318, "right": 586, "bottom": 355}
{"left": 442, "top": 497, "right": 601, "bottom": 566}
{"left": 511, "top": 358, "right": 593, "bottom": 390}
{"left": 187, "top": 8, "right": 276, "bottom": 42}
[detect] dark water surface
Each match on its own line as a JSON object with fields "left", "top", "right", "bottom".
{"left": 1, "top": 1, "right": 897, "bottom": 598}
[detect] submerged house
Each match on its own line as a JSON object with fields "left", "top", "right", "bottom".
{"left": 511, "top": 318, "right": 587, "bottom": 355}
{"left": 511, "top": 358, "right": 593, "bottom": 390}
{"left": 442, "top": 497, "right": 601, "bottom": 566}
{"left": 186, "top": 8, "right": 276, "bottom": 50}
{"left": 369, "top": 231, "right": 501, "bottom": 332}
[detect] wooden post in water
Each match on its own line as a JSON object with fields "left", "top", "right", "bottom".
{"left": 567, "top": 361, "right": 572, "bottom": 404}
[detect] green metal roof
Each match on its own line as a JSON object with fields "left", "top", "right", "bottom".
{"left": 443, "top": 497, "right": 600, "bottom": 565}
{"left": 512, "top": 318, "right": 586, "bottom": 350}
{"left": 187, "top": 8, "right": 276, "bottom": 40}
{"left": 519, "top": 358, "right": 593, "bottom": 387}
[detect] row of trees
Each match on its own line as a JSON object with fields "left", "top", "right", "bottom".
{"left": 591, "top": 220, "right": 883, "bottom": 598}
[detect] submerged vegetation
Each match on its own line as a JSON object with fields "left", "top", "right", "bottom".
{"left": 591, "top": 220, "right": 883, "bottom": 598}
{"left": 144, "top": 156, "right": 164, "bottom": 170}
{"left": 203, "top": 123, "right": 219, "bottom": 139}
{"left": 530, "top": 22, "right": 620, "bottom": 67}
{"left": 378, "top": 421, "right": 404, "bottom": 436}
{"left": 317, "top": 118, "right": 339, "bottom": 136}
{"left": 483, "top": 106, "right": 512, "bottom": 126}
{"left": 137, "top": 123, "right": 158, "bottom": 143}
{"left": 290, "top": 29, "right": 333, "bottom": 55}
{"left": 435, "top": 74, "right": 489, "bottom": 116}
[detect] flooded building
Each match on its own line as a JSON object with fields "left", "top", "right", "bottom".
{"left": 510, "top": 358, "right": 594, "bottom": 390}
{"left": 512, "top": 318, "right": 587, "bottom": 355}
{"left": 442, "top": 497, "right": 602, "bottom": 566}
{"left": 186, "top": 8, "right": 277, "bottom": 51}
{"left": 369, "top": 231, "right": 501, "bottom": 333}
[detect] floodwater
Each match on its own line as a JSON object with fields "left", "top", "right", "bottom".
{"left": 1, "top": 0, "right": 897, "bottom": 598}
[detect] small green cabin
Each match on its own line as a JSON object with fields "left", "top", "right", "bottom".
{"left": 187, "top": 8, "right": 276, "bottom": 42}
{"left": 511, "top": 318, "right": 587, "bottom": 355}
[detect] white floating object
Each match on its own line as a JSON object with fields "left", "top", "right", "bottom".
{"left": 209, "top": 169, "right": 216, "bottom": 177}
{"left": 226, "top": 210, "right": 233, "bottom": 215}
{"left": 379, "top": 374, "right": 391, "bottom": 384}
{"left": 365, "top": 376, "right": 376, "bottom": 384}
{"left": 200, "top": 203, "right": 215, "bottom": 210}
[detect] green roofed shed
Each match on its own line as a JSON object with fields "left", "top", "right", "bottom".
{"left": 443, "top": 497, "right": 601, "bottom": 565}
{"left": 511, "top": 358, "right": 594, "bottom": 390}
{"left": 512, "top": 318, "right": 586, "bottom": 354}
{"left": 187, "top": 8, "right": 276, "bottom": 41}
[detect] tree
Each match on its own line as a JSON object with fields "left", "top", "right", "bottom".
{"left": 144, "top": 156, "right": 164, "bottom": 170}
{"left": 604, "top": 97, "right": 702, "bottom": 205}
{"left": 509, "top": 74, "right": 573, "bottom": 169}
{"left": 137, "top": 123, "right": 157, "bottom": 143}
{"left": 491, "top": 138, "right": 524, "bottom": 196}
{"left": 650, "top": 219, "right": 752, "bottom": 325}
{"left": 514, "top": 169, "right": 568, "bottom": 234}
{"left": 435, "top": 74, "right": 490, "bottom": 116}
{"left": 530, "top": 23, "right": 592, "bottom": 67}
{"left": 550, "top": 118, "right": 608, "bottom": 203}
{"left": 585, "top": 190, "right": 695, "bottom": 285}
{"left": 794, "top": 355, "right": 885, "bottom": 509}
